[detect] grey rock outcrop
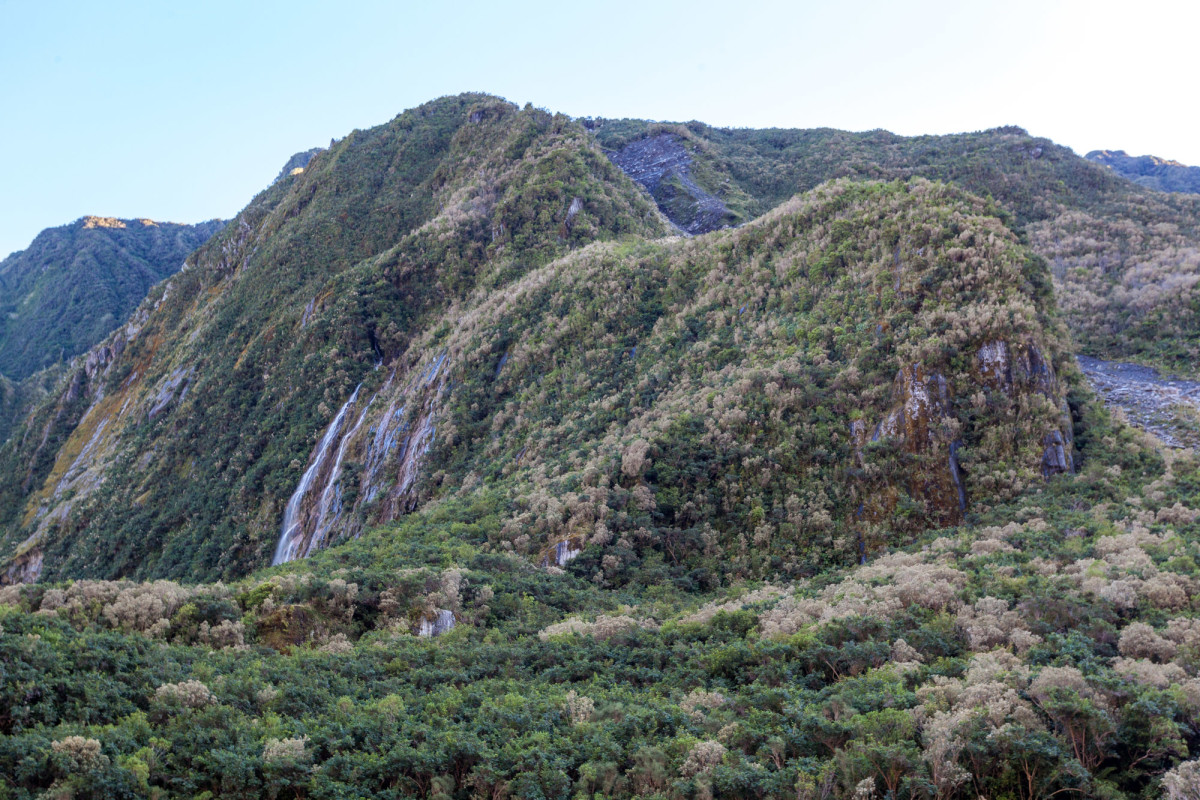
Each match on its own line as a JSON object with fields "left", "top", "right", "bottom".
{"left": 606, "top": 134, "right": 738, "bottom": 234}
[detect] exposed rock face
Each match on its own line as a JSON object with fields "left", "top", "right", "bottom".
{"left": 975, "top": 339, "right": 1075, "bottom": 477}
{"left": 852, "top": 339, "right": 1074, "bottom": 529}
{"left": 1078, "top": 355, "right": 1200, "bottom": 448}
{"left": 606, "top": 134, "right": 737, "bottom": 234}
{"left": 1086, "top": 149, "right": 1200, "bottom": 194}
{"left": 417, "top": 609, "right": 456, "bottom": 637}
{"left": 272, "top": 352, "right": 449, "bottom": 565}
{"left": 853, "top": 363, "right": 967, "bottom": 527}
{"left": 3, "top": 544, "right": 41, "bottom": 584}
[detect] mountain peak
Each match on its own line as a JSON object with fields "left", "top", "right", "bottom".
{"left": 79, "top": 215, "right": 127, "bottom": 229}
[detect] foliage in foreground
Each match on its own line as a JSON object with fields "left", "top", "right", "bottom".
{"left": 3, "top": 397, "right": 1200, "bottom": 799}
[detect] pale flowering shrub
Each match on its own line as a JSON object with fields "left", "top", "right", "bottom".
{"left": 757, "top": 557, "right": 964, "bottom": 637}
{"left": 1007, "top": 629, "right": 1044, "bottom": 654}
{"left": 757, "top": 595, "right": 824, "bottom": 637}
{"left": 681, "top": 585, "right": 787, "bottom": 625}
{"left": 965, "top": 651, "right": 1029, "bottom": 687}
{"left": 918, "top": 660, "right": 1040, "bottom": 799}
{"left": 1028, "top": 557, "right": 1059, "bottom": 576}
{"left": 1028, "top": 666, "right": 1096, "bottom": 708}
{"left": 197, "top": 619, "right": 246, "bottom": 649}
{"left": 1119, "top": 622, "right": 1178, "bottom": 662}
{"left": 564, "top": 690, "right": 594, "bottom": 725}
{"left": 101, "top": 581, "right": 192, "bottom": 636}
{"left": 680, "top": 740, "right": 726, "bottom": 777}
{"left": 50, "top": 736, "right": 106, "bottom": 773}
{"left": 891, "top": 638, "right": 924, "bottom": 664}
{"left": 1095, "top": 532, "right": 1158, "bottom": 557}
{"left": 680, "top": 689, "right": 727, "bottom": 722}
{"left": 0, "top": 585, "right": 24, "bottom": 607}
{"left": 970, "top": 538, "right": 1015, "bottom": 556}
{"left": 1157, "top": 503, "right": 1199, "bottom": 526}
{"left": 1165, "top": 618, "right": 1200, "bottom": 649}
{"left": 1111, "top": 658, "right": 1187, "bottom": 689}
{"left": 38, "top": 588, "right": 67, "bottom": 611}
{"left": 318, "top": 633, "right": 354, "bottom": 654}
{"left": 263, "top": 736, "right": 309, "bottom": 764}
{"left": 538, "top": 614, "right": 653, "bottom": 641}
{"left": 1104, "top": 547, "right": 1156, "bottom": 573}
{"left": 956, "top": 596, "right": 1036, "bottom": 651}
{"left": 325, "top": 578, "right": 360, "bottom": 622}
{"left": 1143, "top": 574, "right": 1191, "bottom": 610}
{"left": 154, "top": 680, "right": 215, "bottom": 709}
{"left": 1162, "top": 758, "right": 1200, "bottom": 800}
{"left": 1098, "top": 579, "right": 1141, "bottom": 610}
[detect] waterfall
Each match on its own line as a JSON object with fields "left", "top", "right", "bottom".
{"left": 272, "top": 383, "right": 363, "bottom": 565}
{"left": 301, "top": 391, "right": 377, "bottom": 557}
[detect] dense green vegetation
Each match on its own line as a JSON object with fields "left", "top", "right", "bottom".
{"left": 0, "top": 95, "right": 667, "bottom": 583}
{"left": 0, "top": 217, "right": 223, "bottom": 382}
{"left": 593, "top": 120, "right": 1200, "bottom": 375}
{"left": 0, "top": 172, "right": 1074, "bottom": 586}
{"left": 2, "top": 93, "right": 1200, "bottom": 798}
{"left": 0, "top": 367, "right": 62, "bottom": 445}
{"left": 2, "top": 399, "right": 1200, "bottom": 799}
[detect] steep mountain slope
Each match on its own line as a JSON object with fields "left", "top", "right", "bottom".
{"left": 1087, "top": 149, "right": 1200, "bottom": 194}
{"left": 0, "top": 123, "right": 1074, "bottom": 589}
{"left": 0, "top": 94, "right": 668, "bottom": 583}
{"left": 5, "top": 95, "right": 1200, "bottom": 800}
{"left": 0, "top": 216, "right": 224, "bottom": 382}
{"left": 595, "top": 121, "right": 1200, "bottom": 375}
{"left": 271, "top": 179, "right": 1075, "bottom": 585}
{"left": 0, "top": 368, "right": 62, "bottom": 444}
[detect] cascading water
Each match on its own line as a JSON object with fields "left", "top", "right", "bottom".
{"left": 300, "top": 392, "right": 377, "bottom": 557}
{"left": 272, "top": 384, "right": 363, "bottom": 565}
{"left": 272, "top": 351, "right": 451, "bottom": 564}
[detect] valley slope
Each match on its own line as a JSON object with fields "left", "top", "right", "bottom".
{"left": 3, "top": 93, "right": 1200, "bottom": 800}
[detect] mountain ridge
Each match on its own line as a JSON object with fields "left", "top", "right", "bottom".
{"left": 0, "top": 94, "right": 1078, "bottom": 590}
{"left": 1086, "top": 148, "right": 1200, "bottom": 194}
{"left": 0, "top": 215, "right": 224, "bottom": 383}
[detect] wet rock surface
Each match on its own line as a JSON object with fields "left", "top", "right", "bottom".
{"left": 1078, "top": 356, "right": 1200, "bottom": 447}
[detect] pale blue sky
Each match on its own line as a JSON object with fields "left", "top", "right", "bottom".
{"left": 2, "top": 0, "right": 1196, "bottom": 258}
